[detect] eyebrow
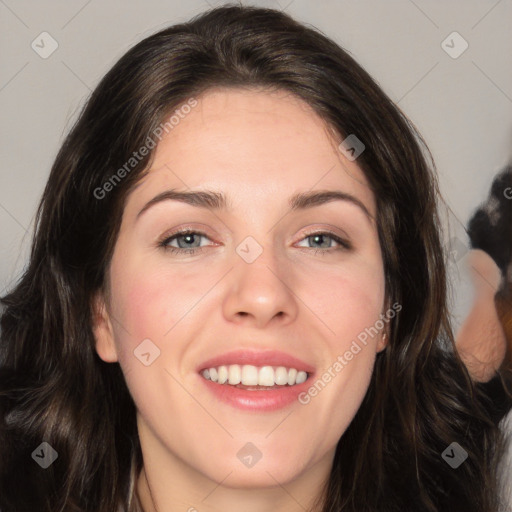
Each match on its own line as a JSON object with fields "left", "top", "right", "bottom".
{"left": 136, "top": 188, "right": 374, "bottom": 223}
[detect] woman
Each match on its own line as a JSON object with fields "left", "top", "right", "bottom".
{"left": 0, "top": 4, "right": 510, "bottom": 511}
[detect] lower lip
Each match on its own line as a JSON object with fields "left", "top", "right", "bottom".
{"left": 198, "top": 374, "right": 314, "bottom": 411}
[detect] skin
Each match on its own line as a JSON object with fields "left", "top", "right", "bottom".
{"left": 455, "top": 249, "right": 507, "bottom": 382}
{"left": 92, "top": 87, "right": 388, "bottom": 512}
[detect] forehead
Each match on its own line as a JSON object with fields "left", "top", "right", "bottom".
{"left": 126, "top": 87, "right": 375, "bottom": 218}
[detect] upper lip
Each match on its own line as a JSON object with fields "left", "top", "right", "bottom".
{"left": 197, "top": 349, "right": 316, "bottom": 374}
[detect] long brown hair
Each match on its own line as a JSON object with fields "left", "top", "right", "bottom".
{"left": 1, "top": 4, "right": 509, "bottom": 511}
{"left": 497, "top": 277, "right": 512, "bottom": 374}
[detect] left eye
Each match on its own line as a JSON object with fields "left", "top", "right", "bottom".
{"left": 158, "top": 230, "right": 210, "bottom": 253}
{"left": 158, "top": 230, "right": 351, "bottom": 255}
{"left": 296, "top": 232, "right": 351, "bottom": 252}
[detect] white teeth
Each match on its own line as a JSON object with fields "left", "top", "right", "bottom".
{"left": 258, "top": 366, "right": 274, "bottom": 386}
{"left": 201, "top": 364, "right": 310, "bottom": 387}
{"left": 296, "top": 371, "right": 307, "bottom": 384}
{"left": 218, "top": 365, "right": 228, "bottom": 384}
{"left": 241, "top": 365, "right": 258, "bottom": 385}
{"left": 287, "top": 368, "right": 297, "bottom": 385}
{"left": 228, "top": 364, "right": 241, "bottom": 385}
{"left": 274, "top": 366, "right": 288, "bottom": 385}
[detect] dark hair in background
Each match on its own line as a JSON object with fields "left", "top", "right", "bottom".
{"left": 0, "top": 4, "right": 509, "bottom": 511}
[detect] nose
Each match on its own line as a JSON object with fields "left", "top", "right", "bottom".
{"left": 222, "top": 243, "right": 299, "bottom": 329}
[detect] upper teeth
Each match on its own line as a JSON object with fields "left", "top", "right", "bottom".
{"left": 201, "top": 365, "right": 308, "bottom": 386}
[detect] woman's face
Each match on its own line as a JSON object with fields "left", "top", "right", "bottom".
{"left": 93, "top": 87, "right": 387, "bottom": 496}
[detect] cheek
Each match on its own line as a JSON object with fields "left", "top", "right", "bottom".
{"left": 300, "top": 276, "right": 382, "bottom": 453}
{"left": 300, "top": 256, "right": 385, "bottom": 342}
{"left": 106, "top": 263, "right": 201, "bottom": 409}
{"left": 110, "top": 255, "right": 206, "bottom": 342}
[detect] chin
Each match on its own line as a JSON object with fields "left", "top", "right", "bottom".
{"left": 211, "top": 464, "right": 303, "bottom": 489}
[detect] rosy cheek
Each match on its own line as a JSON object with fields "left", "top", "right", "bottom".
{"left": 116, "top": 263, "right": 203, "bottom": 344}
{"left": 122, "top": 277, "right": 173, "bottom": 340}
{"left": 307, "top": 264, "right": 384, "bottom": 336}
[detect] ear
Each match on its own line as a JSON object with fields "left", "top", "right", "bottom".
{"left": 376, "top": 332, "right": 388, "bottom": 353}
{"left": 376, "top": 297, "right": 391, "bottom": 353}
{"left": 91, "top": 290, "right": 118, "bottom": 363}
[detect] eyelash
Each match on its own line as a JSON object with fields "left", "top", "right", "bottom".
{"left": 157, "top": 228, "right": 352, "bottom": 256}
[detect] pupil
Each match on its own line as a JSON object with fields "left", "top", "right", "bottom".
{"left": 313, "top": 234, "right": 327, "bottom": 248}
{"left": 180, "top": 234, "right": 198, "bottom": 248}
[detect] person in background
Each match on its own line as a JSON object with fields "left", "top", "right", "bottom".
{"left": 455, "top": 165, "right": 512, "bottom": 510}
{"left": 456, "top": 165, "right": 511, "bottom": 386}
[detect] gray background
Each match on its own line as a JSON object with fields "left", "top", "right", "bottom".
{"left": 1, "top": 0, "right": 511, "bottom": 331}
